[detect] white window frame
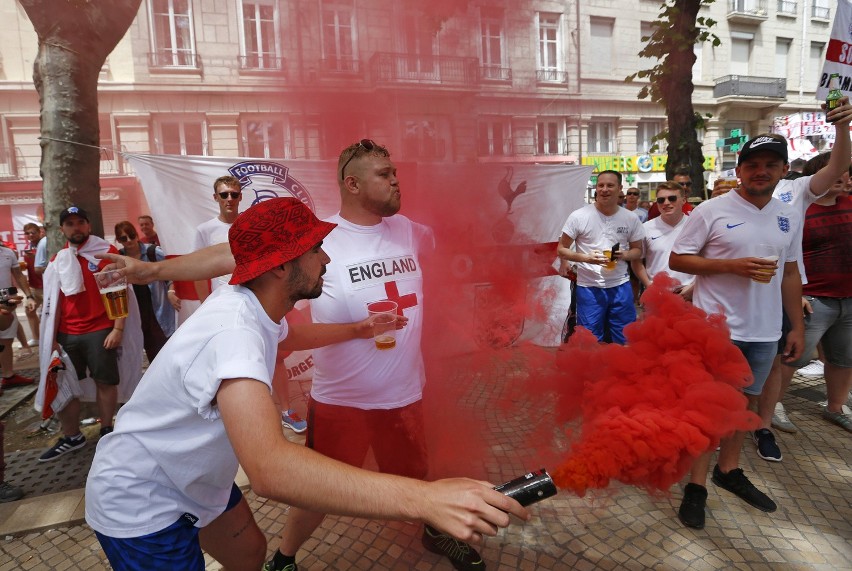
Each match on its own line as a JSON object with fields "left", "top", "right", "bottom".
{"left": 154, "top": 116, "right": 208, "bottom": 156}
{"left": 587, "top": 121, "right": 615, "bottom": 154}
{"left": 478, "top": 119, "right": 512, "bottom": 156}
{"left": 480, "top": 10, "right": 507, "bottom": 80}
{"left": 536, "top": 12, "right": 563, "bottom": 80}
{"left": 402, "top": 117, "right": 445, "bottom": 160}
{"left": 147, "top": 0, "right": 198, "bottom": 68}
{"left": 237, "top": 0, "right": 282, "bottom": 70}
{"left": 590, "top": 17, "right": 614, "bottom": 70}
{"left": 637, "top": 120, "right": 664, "bottom": 154}
{"left": 536, "top": 120, "right": 567, "bottom": 155}
{"left": 242, "top": 116, "right": 288, "bottom": 159}
{"left": 320, "top": 0, "right": 358, "bottom": 72}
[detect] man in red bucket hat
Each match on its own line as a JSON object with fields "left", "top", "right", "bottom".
{"left": 86, "top": 197, "right": 528, "bottom": 571}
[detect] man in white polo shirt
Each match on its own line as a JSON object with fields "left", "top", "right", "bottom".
{"left": 670, "top": 135, "right": 805, "bottom": 529}
{"left": 557, "top": 170, "right": 645, "bottom": 344}
{"left": 630, "top": 181, "right": 694, "bottom": 299}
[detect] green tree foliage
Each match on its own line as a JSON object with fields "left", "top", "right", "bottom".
{"left": 627, "top": 0, "right": 719, "bottom": 199}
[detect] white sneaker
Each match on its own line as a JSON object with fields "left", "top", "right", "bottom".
{"left": 796, "top": 360, "right": 824, "bottom": 376}
{"left": 771, "top": 402, "right": 797, "bottom": 433}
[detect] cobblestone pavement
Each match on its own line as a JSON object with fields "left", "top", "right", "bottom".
{"left": 0, "top": 349, "right": 850, "bottom": 570}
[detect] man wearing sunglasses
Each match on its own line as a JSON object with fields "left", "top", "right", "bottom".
{"left": 193, "top": 175, "right": 243, "bottom": 302}
{"left": 647, "top": 166, "right": 695, "bottom": 220}
{"left": 623, "top": 187, "right": 648, "bottom": 222}
{"left": 630, "top": 182, "right": 694, "bottom": 300}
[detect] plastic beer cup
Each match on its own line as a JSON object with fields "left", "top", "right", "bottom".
{"left": 94, "top": 269, "right": 129, "bottom": 319}
{"left": 367, "top": 300, "right": 398, "bottom": 350}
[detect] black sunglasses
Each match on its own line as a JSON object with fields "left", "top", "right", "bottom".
{"left": 117, "top": 235, "right": 132, "bottom": 243}
{"left": 626, "top": 191, "right": 640, "bottom": 196}
{"left": 656, "top": 195, "right": 679, "bottom": 204}
{"left": 680, "top": 181, "right": 693, "bottom": 187}
{"left": 340, "top": 139, "right": 376, "bottom": 180}
{"left": 218, "top": 191, "right": 241, "bottom": 200}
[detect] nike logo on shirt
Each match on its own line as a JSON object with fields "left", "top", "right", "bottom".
{"left": 650, "top": 236, "right": 661, "bottom": 240}
{"left": 726, "top": 222, "right": 745, "bottom": 229}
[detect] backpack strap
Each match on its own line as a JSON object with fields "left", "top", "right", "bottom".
{"left": 146, "top": 244, "right": 157, "bottom": 262}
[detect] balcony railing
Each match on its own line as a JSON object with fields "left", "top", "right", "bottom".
{"left": 713, "top": 75, "right": 786, "bottom": 98}
{"left": 812, "top": 4, "right": 831, "bottom": 19}
{"left": 478, "top": 139, "right": 514, "bottom": 157}
{"left": 535, "top": 137, "right": 570, "bottom": 156}
{"left": 585, "top": 139, "right": 618, "bottom": 154}
{"left": 320, "top": 57, "right": 361, "bottom": 74}
{"left": 239, "top": 55, "right": 284, "bottom": 71}
{"left": 148, "top": 50, "right": 202, "bottom": 70}
{"left": 370, "top": 53, "right": 478, "bottom": 87}
{"left": 536, "top": 69, "right": 569, "bottom": 84}
{"left": 727, "top": 0, "right": 768, "bottom": 22}
{"left": 402, "top": 137, "right": 447, "bottom": 160}
{"left": 777, "top": 0, "right": 797, "bottom": 15}
{"left": 480, "top": 65, "right": 512, "bottom": 82}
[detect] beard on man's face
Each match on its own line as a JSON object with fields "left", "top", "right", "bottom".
{"left": 66, "top": 231, "right": 89, "bottom": 245}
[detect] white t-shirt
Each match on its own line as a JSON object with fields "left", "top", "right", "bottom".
{"left": 772, "top": 175, "right": 824, "bottom": 284}
{"left": 85, "top": 286, "right": 287, "bottom": 538}
{"left": 193, "top": 217, "right": 233, "bottom": 290}
{"left": 624, "top": 206, "right": 648, "bottom": 223}
{"left": 640, "top": 216, "right": 694, "bottom": 287}
{"left": 0, "top": 247, "right": 18, "bottom": 289}
{"left": 673, "top": 190, "right": 801, "bottom": 342}
{"left": 310, "top": 214, "right": 429, "bottom": 409}
{"left": 561, "top": 204, "right": 646, "bottom": 288}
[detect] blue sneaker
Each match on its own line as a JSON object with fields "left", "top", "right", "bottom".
{"left": 282, "top": 410, "right": 307, "bottom": 433}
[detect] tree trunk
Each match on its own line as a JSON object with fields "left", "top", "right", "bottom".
{"left": 18, "top": 0, "right": 142, "bottom": 253}
{"left": 662, "top": 0, "right": 707, "bottom": 199}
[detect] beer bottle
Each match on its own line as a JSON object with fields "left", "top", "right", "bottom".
{"left": 826, "top": 73, "right": 843, "bottom": 122}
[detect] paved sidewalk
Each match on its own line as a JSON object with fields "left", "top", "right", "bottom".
{"left": 0, "top": 350, "right": 850, "bottom": 570}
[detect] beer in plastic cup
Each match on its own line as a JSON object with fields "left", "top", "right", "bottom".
{"left": 602, "top": 249, "right": 617, "bottom": 271}
{"left": 94, "top": 269, "right": 129, "bottom": 319}
{"left": 753, "top": 244, "right": 779, "bottom": 284}
{"left": 367, "top": 300, "right": 398, "bottom": 350}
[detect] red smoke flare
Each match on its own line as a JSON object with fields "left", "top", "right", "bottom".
{"left": 545, "top": 274, "right": 759, "bottom": 496}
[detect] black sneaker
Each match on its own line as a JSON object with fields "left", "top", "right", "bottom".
{"left": 711, "top": 465, "right": 776, "bottom": 512}
{"left": 38, "top": 434, "right": 86, "bottom": 462}
{"left": 678, "top": 483, "right": 708, "bottom": 529}
{"left": 422, "top": 525, "right": 484, "bottom": 571}
{"left": 0, "top": 481, "right": 24, "bottom": 503}
{"left": 753, "top": 429, "right": 782, "bottom": 462}
{"left": 99, "top": 426, "right": 114, "bottom": 437}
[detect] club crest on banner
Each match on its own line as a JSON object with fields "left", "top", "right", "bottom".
{"left": 228, "top": 160, "right": 315, "bottom": 210}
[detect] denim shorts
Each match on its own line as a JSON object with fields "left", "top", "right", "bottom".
{"left": 732, "top": 339, "right": 779, "bottom": 396}
{"left": 787, "top": 296, "right": 852, "bottom": 369}
{"left": 95, "top": 483, "right": 242, "bottom": 571}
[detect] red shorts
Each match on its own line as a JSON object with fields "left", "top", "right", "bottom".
{"left": 306, "top": 399, "right": 428, "bottom": 480}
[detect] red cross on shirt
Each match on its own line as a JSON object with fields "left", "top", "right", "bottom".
{"left": 384, "top": 281, "right": 417, "bottom": 315}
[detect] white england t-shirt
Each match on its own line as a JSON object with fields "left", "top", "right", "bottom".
{"left": 640, "top": 216, "right": 694, "bottom": 287}
{"left": 86, "top": 286, "right": 287, "bottom": 538}
{"left": 310, "top": 214, "right": 429, "bottom": 409}
{"left": 193, "top": 217, "right": 233, "bottom": 290}
{"left": 673, "top": 190, "right": 801, "bottom": 342}
{"left": 561, "top": 204, "right": 645, "bottom": 288}
{"left": 0, "top": 247, "right": 19, "bottom": 337}
{"left": 772, "top": 175, "right": 824, "bottom": 284}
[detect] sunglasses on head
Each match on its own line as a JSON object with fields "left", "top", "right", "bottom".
{"left": 117, "top": 235, "right": 132, "bottom": 243}
{"left": 656, "top": 195, "right": 679, "bottom": 204}
{"left": 626, "top": 191, "right": 640, "bottom": 196}
{"left": 340, "top": 139, "right": 376, "bottom": 180}
{"left": 218, "top": 191, "right": 241, "bottom": 200}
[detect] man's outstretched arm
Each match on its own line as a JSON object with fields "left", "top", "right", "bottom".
{"left": 98, "top": 243, "right": 236, "bottom": 285}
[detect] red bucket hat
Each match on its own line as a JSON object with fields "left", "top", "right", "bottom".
{"left": 228, "top": 197, "right": 336, "bottom": 285}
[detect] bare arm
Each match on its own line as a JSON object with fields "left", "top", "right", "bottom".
{"left": 779, "top": 261, "right": 804, "bottom": 362}
{"left": 217, "top": 379, "right": 529, "bottom": 541}
{"left": 10, "top": 266, "right": 36, "bottom": 312}
{"left": 557, "top": 233, "right": 607, "bottom": 265}
{"left": 616, "top": 239, "right": 643, "bottom": 262}
{"left": 281, "top": 315, "right": 408, "bottom": 351}
{"left": 98, "top": 243, "right": 236, "bottom": 285}
{"left": 630, "top": 258, "right": 652, "bottom": 288}
{"left": 669, "top": 253, "right": 776, "bottom": 280}
{"left": 810, "top": 96, "right": 852, "bottom": 196}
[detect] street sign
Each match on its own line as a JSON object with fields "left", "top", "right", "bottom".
{"left": 716, "top": 129, "right": 749, "bottom": 152}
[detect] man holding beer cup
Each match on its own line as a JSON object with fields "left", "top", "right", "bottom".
{"left": 37, "top": 206, "right": 142, "bottom": 462}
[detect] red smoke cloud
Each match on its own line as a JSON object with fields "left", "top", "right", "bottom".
{"left": 542, "top": 274, "right": 759, "bottom": 495}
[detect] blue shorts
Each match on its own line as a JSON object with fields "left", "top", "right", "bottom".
{"left": 575, "top": 282, "right": 636, "bottom": 345}
{"left": 95, "top": 483, "right": 242, "bottom": 571}
{"left": 732, "top": 340, "right": 778, "bottom": 396}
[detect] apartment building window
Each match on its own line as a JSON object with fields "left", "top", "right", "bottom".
{"left": 777, "top": 0, "right": 797, "bottom": 16}
{"left": 730, "top": 32, "right": 753, "bottom": 75}
{"left": 637, "top": 120, "right": 664, "bottom": 154}
{"left": 239, "top": 0, "right": 281, "bottom": 70}
{"left": 809, "top": 42, "right": 825, "bottom": 90}
{"left": 403, "top": 119, "right": 445, "bottom": 160}
{"left": 535, "top": 121, "right": 566, "bottom": 155}
{"left": 480, "top": 10, "right": 508, "bottom": 81}
{"left": 0, "top": 128, "right": 12, "bottom": 179}
{"left": 693, "top": 43, "right": 703, "bottom": 81}
{"left": 291, "top": 119, "right": 323, "bottom": 159}
{"left": 590, "top": 17, "right": 614, "bottom": 69}
{"left": 640, "top": 21, "right": 654, "bottom": 48}
{"left": 478, "top": 120, "right": 512, "bottom": 156}
{"left": 99, "top": 115, "right": 119, "bottom": 174}
{"left": 243, "top": 117, "right": 287, "bottom": 158}
{"left": 401, "top": 14, "right": 438, "bottom": 79}
{"left": 775, "top": 38, "right": 791, "bottom": 78}
{"left": 587, "top": 121, "right": 614, "bottom": 154}
{"left": 155, "top": 117, "right": 207, "bottom": 155}
{"left": 537, "top": 13, "right": 564, "bottom": 82}
{"left": 812, "top": 0, "right": 830, "bottom": 19}
{"left": 321, "top": 0, "right": 358, "bottom": 72}
{"left": 149, "top": 0, "right": 198, "bottom": 68}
